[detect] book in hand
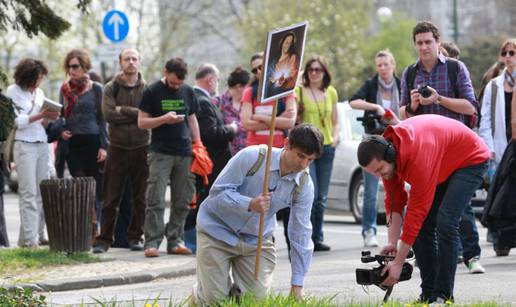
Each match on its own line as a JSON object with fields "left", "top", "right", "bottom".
{"left": 42, "top": 97, "right": 62, "bottom": 113}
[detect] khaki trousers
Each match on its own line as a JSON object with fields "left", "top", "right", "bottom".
{"left": 195, "top": 229, "right": 276, "bottom": 306}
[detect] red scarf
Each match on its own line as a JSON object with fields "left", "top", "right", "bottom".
{"left": 61, "top": 75, "right": 90, "bottom": 118}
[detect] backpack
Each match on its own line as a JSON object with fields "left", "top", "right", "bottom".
{"left": 246, "top": 145, "right": 309, "bottom": 203}
{"left": 405, "top": 58, "right": 479, "bottom": 129}
{"left": 0, "top": 92, "right": 15, "bottom": 142}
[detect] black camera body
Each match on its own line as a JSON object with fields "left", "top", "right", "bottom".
{"left": 356, "top": 112, "right": 386, "bottom": 135}
{"left": 355, "top": 251, "right": 413, "bottom": 288}
{"left": 418, "top": 85, "right": 432, "bottom": 98}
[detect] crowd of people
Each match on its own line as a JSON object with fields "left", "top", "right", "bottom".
{"left": 0, "top": 19, "right": 514, "bottom": 305}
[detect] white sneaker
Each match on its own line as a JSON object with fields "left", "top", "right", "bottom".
{"left": 363, "top": 229, "right": 379, "bottom": 247}
{"left": 467, "top": 257, "right": 486, "bottom": 274}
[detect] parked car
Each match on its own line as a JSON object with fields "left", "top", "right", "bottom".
{"left": 327, "top": 102, "right": 385, "bottom": 223}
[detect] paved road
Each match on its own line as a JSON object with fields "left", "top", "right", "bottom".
{"left": 4, "top": 192, "right": 516, "bottom": 305}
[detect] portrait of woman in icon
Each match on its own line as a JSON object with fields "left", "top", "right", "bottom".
{"left": 266, "top": 31, "right": 299, "bottom": 97}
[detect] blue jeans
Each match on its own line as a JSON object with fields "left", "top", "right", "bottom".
{"left": 458, "top": 203, "right": 481, "bottom": 261}
{"left": 362, "top": 169, "right": 379, "bottom": 236}
{"left": 412, "top": 161, "right": 487, "bottom": 302}
{"left": 309, "top": 145, "right": 335, "bottom": 244}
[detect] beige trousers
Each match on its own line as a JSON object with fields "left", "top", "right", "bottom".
{"left": 194, "top": 229, "right": 276, "bottom": 306}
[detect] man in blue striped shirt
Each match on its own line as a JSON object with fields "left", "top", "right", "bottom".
{"left": 193, "top": 124, "right": 323, "bottom": 305}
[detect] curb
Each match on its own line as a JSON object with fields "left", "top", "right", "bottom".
{"left": 10, "top": 261, "right": 196, "bottom": 293}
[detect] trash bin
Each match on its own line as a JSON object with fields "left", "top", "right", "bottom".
{"left": 40, "top": 177, "right": 96, "bottom": 253}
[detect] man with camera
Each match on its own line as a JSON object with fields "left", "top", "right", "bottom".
{"left": 357, "top": 114, "right": 488, "bottom": 303}
{"left": 399, "top": 21, "right": 486, "bottom": 275}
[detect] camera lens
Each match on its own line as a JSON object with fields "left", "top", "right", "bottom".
{"left": 418, "top": 85, "right": 432, "bottom": 98}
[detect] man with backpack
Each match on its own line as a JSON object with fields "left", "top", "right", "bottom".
{"left": 93, "top": 48, "right": 149, "bottom": 253}
{"left": 192, "top": 124, "right": 323, "bottom": 305}
{"left": 399, "top": 21, "right": 486, "bottom": 274}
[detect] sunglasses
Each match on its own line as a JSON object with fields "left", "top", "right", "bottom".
{"left": 501, "top": 50, "right": 516, "bottom": 57}
{"left": 251, "top": 65, "right": 263, "bottom": 74}
{"left": 308, "top": 67, "right": 323, "bottom": 74}
{"left": 68, "top": 64, "right": 82, "bottom": 70}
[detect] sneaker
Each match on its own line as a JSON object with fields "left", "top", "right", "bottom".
{"left": 313, "top": 242, "right": 331, "bottom": 252}
{"left": 144, "top": 247, "right": 160, "bottom": 257}
{"left": 92, "top": 244, "right": 108, "bottom": 254}
{"left": 467, "top": 257, "right": 485, "bottom": 274}
{"left": 129, "top": 240, "right": 144, "bottom": 251}
{"left": 496, "top": 249, "right": 510, "bottom": 256}
{"left": 167, "top": 244, "right": 193, "bottom": 255}
{"left": 363, "top": 229, "right": 379, "bottom": 247}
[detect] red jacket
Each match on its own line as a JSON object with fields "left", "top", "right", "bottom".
{"left": 382, "top": 114, "right": 489, "bottom": 245}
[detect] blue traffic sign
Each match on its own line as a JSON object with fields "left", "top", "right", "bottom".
{"left": 102, "top": 10, "right": 129, "bottom": 43}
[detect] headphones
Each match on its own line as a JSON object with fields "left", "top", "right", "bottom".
{"left": 365, "top": 135, "right": 396, "bottom": 163}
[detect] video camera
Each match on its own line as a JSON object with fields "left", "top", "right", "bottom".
{"left": 356, "top": 250, "right": 414, "bottom": 302}
{"left": 356, "top": 112, "right": 387, "bottom": 135}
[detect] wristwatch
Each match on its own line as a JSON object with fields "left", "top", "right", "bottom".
{"left": 435, "top": 95, "right": 442, "bottom": 104}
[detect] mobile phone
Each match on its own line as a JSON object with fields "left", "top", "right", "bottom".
{"left": 176, "top": 114, "right": 185, "bottom": 119}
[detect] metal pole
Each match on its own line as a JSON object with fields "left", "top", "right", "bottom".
{"left": 453, "top": 0, "right": 459, "bottom": 43}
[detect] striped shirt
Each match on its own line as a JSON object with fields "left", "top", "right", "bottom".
{"left": 197, "top": 145, "right": 314, "bottom": 286}
{"left": 400, "top": 53, "right": 477, "bottom": 123}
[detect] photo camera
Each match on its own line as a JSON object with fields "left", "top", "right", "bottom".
{"left": 356, "top": 113, "right": 387, "bottom": 135}
{"left": 355, "top": 250, "right": 413, "bottom": 289}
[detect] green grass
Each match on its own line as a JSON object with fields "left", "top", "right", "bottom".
{"left": 0, "top": 248, "right": 101, "bottom": 278}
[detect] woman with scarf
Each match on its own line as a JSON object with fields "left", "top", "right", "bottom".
{"left": 59, "top": 49, "right": 108, "bottom": 241}
{"left": 241, "top": 53, "right": 296, "bottom": 148}
{"left": 350, "top": 50, "right": 401, "bottom": 248}
{"left": 479, "top": 39, "right": 516, "bottom": 171}
{"left": 294, "top": 55, "right": 339, "bottom": 252}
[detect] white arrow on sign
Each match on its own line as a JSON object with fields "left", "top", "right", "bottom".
{"left": 108, "top": 12, "right": 125, "bottom": 41}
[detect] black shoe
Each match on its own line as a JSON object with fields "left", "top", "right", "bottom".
{"left": 314, "top": 242, "right": 331, "bottom": 252}
{"left": 129, "top": 241, "right": 144, "bottom": 251}
{"left": 92, "top": 244, "right": 108, "bottom": 254}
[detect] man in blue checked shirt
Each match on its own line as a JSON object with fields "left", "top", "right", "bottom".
{"left": 398, "top": 20, "right": 486, "bottom": 299}
{"left": 192, "top": 124, "right": 323, "bottom": 305}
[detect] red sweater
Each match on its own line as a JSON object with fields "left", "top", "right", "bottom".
{"left": 382, "top": 114, "right": 489, "bottom": 246}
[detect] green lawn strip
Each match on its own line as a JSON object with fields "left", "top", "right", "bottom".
{"left": 0, "top": 248, "right": 102, "bottom": 278}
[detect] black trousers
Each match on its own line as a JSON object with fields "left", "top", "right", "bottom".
{"left": 0, "top": 172, "right": 9, "bottom": 247}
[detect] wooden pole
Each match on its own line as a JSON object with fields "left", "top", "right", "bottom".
{"left": 253, "top": 38, "right": 280, "bottom": 279}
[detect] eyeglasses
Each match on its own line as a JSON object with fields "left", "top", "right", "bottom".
{"left": 68, "top": 64, "right": 82, "bottom": 70}
{"left": 501, "top": 50, "right": 516, "bottom": 57}
{"left": 308, "top": 67, "right": 323, "bottom": 74}
{"left": 251, "top": 65, "right": 262, "bottom": 74}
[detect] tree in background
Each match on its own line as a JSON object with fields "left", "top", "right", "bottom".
{"left": 359, "top": 14, "right": 416, "bottom": 82}
{"left": 461, "top": 35, "right": 507, "bottom": 95}
{"left": 0, "top": 0, "right": 90, "bottom": 86}
{"left": 239, "top": 0, "right": 371, "bottom": 99}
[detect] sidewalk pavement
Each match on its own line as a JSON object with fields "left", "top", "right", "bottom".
{"left": 1, "top": 191, "right": 197, "bottom": 293}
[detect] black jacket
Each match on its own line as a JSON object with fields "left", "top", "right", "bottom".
{"left": 194, "top": 88, "right": 234, "bottom": 185}
{"left": 481, "top": 141, "right": 516, "bottom": 231}
{"left": 350, "top": 74, "right": 401, "bottom": 116}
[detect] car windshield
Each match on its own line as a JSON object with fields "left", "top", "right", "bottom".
{"left": 348, "top": 109, "right": 363, "bottom": 141}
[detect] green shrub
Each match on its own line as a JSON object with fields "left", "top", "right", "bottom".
{"left": 0, "top": 287, "right": 46, "bottom": 307}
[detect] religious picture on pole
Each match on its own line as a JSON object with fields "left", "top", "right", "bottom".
{"left": 260, "top": 22, "right": 308, "bottom": 103}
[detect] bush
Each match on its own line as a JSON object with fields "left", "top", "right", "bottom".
{"left": 0, "top": 287, "right": 46, "bottom": 307}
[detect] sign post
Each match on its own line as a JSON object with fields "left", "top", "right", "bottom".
{"left": 102, "top": 10, "right": 129, "bottom": 43}
{"left": 100, "top": 9, "right": 130, "bottom": 80}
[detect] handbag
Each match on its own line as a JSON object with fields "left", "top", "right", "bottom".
{"left": 296, "top": 86, "right": 304, "bottom": 125}
{"left": 2, "top": 94, "right": 36, "bottom": 172}
{"left": 2, "top": 129, "right": 15, "bottom": 172}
